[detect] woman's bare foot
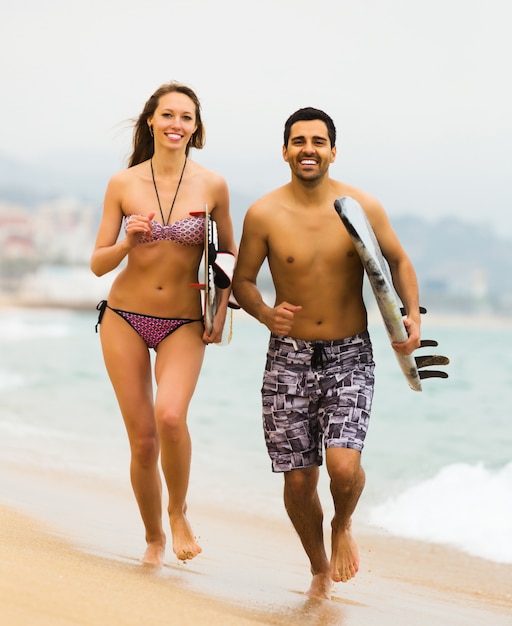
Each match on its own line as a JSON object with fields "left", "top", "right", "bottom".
{"left": 170, "top": 513, "right": 202, "bottom": 561}
{"left": 330, "top": 526, "right": 359, "bottom": 582}
{"left": 306, "top": 571, "right": 333, "bottom": 600}
{"left": 141, "top": 538, "right": 166, "bottom": 566}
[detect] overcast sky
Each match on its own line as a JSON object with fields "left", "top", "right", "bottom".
{"left": 2, "top": 0, "right": 511, "bottom": 236}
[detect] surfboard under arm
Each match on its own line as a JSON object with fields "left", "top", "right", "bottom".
{"left": 189, "top": 208, "right": 238, "bottom": 341}
{"left": 187, "top": 208, "right": 217, "bottom": 334}
{"left": 334, "top": 196, "right": 449, "bottom": 390}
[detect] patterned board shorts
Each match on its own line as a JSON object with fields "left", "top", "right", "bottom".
{"left": 261, "top": 331, "right": 375, "bottom": 472}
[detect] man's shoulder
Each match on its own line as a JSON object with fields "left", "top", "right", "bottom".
{"left": 248, "top": 185, "right": 289, "bottom": 213}
{"left": 331, "top": 180, "right": 370, "bottom": 200}
{"left": 258, "top": 183, "right": 290, "bottom": 202}
{"left": 332, "top": 181, "right": 384, "bottom": 214}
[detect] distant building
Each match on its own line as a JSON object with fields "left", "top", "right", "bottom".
{"left": 0, "top": 204, "right": 36, "bottom": 260}
{"left": 0, "top": 198, "right": 96, "bottom": 265}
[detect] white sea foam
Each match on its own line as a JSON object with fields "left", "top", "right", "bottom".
{"left": 0, "top": 417, "right": 127, "bottom": 480}
{"left": 368, "top": 461, "right": 512, "bottom": 563}
{"left": 0, "top": 310, "right": 72, "bottom": 341}
{"left": 0, "top": 370, "right": 25, "bottom": 390}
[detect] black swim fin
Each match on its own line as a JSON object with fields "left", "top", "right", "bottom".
{"left": 415, "top": 354, "right": 450, "bottom": 369}
{"left": 414, "top": 344, "right": 450, "bottom": 380}
{"left": 398, "top": 306, "right": 451, "bottom": 381}
{"left": 419, "top": 369, "right": 449, "bottom": 380}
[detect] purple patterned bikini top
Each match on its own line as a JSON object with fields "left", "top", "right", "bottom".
{"left": 124, "top": 214, "right": 204, "bottom": 247}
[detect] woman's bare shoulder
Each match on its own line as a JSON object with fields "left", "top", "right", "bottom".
{"left": 189, "top": 159, "right": 227, "bottom": 188}
{"left": 107, "top": 162, "right": 146, "bottom": 188}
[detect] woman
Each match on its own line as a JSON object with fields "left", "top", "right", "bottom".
{"left": 91, "top": 82, "right": 236, "bottom": 565}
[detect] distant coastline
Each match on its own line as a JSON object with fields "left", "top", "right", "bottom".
{"left": 0, "top": 264, "right": 115, "bottom": 312}
{"left": 1, "top": 292, "right": 511, "bottom": 329}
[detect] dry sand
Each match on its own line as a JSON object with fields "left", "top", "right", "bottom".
{"left": 1, "top": 462, "right": 511, "bottom": 626}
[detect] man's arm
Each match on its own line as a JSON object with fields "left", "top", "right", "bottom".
{"left": 232, "top": 205, "right": 269, "bottom": 319}
{"left": 233, "top": 205, "right": 301, "bottom": 335}
{"left": 365, "top": 198, "right": 421, "bottom": 355}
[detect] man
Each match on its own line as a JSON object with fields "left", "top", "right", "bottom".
{"left": 232, "top": 107, "right": 420, "bottom": 600}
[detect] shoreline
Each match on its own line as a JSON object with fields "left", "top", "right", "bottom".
{"left": 1, "top": 299, "right": 512, "bottom": 327}
{"left": 1, "top": 461, "right": 511, "bottom": 625}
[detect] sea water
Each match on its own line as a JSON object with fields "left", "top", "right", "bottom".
{"left": 0, "top": 306, "right": 511, "bottom": 564}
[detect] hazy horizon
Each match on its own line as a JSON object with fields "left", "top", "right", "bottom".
{"left": 1, "top": 0, "right": 511, "bottom": 235}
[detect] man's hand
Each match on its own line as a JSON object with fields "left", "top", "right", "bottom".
{"left": 263, "top": 302, "right": 302, "bottom": 336}
{"left": 391, "top": 316, "right": 421, "bottom": 355}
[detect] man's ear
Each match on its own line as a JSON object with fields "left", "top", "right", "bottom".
{"left": 282, "top": 145, "right": 289, "bottom": 163}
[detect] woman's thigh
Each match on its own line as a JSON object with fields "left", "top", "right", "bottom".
{"left": 99, "top": 307, "right": 155, "bottom": 438}
{"left": 154, "top": 323, "right": 206, "bottom": 416}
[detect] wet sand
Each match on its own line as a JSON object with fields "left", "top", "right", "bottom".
{"left": 1, "top": 462, "right": 511, "bottom": 626}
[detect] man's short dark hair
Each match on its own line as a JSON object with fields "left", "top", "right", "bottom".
{"left": 283, "top": 107, "right": 337, "bottom": 148}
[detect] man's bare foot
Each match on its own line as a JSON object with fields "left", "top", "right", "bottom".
{"left": 170, "top": 513, "right": 202, "bottom": 561}
{"left": 330, "top": 526, "right": 359, "bottom": 582}
{"left": 141, "top": 538, "right": 166, "bottom": 566}
{"left": 306, "top": 571, "right": 333, "bottom": 600}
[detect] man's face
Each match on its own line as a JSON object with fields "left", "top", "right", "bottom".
{"left": 282, "top": 120, "right": 336, "bottom": 182}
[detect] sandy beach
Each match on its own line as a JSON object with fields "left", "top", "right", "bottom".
{"left": 1, "top": 460, "right": 511, "bottom": 626}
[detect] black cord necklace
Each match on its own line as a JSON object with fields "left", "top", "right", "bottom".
{"left": 150, "top": 157, "right": 187, "bottom": 225}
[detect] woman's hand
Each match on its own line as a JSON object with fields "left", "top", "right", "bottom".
{"left": 125, "top": 212, "right": 155, "bottom": 247}
{"left": 203, "top": 307, "right": 227, "bottom": 344}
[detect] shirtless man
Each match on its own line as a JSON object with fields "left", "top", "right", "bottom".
{"left": 232, "top": 107, "right": 420, "bottom": 600}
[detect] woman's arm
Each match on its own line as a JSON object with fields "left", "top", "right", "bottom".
{"left": 90, "top": 173, "right": 153, "bottom": 276}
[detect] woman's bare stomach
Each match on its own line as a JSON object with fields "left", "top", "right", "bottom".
{"left": 108, "top": 269, "right": 202, "bottom": 318}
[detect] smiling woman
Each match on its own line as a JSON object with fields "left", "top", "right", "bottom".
{"left": 89, "top": 81, "right": 237, "bottom": 568}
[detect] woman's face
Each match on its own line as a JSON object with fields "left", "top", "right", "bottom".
{"left": 149, "top": 91, "right": 198, "bottom": 151}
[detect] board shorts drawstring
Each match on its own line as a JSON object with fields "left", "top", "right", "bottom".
{"left": 311, "top": 342, "right": 327, "bottom": 369}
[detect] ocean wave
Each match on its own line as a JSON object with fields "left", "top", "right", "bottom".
{"left": 0, "top": 417, "right": 127, "bottom": 480}
{"left": 368, "top": 461, "right": 512, "bottom": 564}
{"left": 0, "top": 311, "right": 72, "bottom": 342}
{"left": 0, "top": 370, "right": 26, "bottom": 390}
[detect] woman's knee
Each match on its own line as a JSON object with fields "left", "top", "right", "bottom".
{"left": 130, "top": 434, "right": 159, "bottom": 468}
{"left": 155, "top": 406, "right": 187, "bottom": 442}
